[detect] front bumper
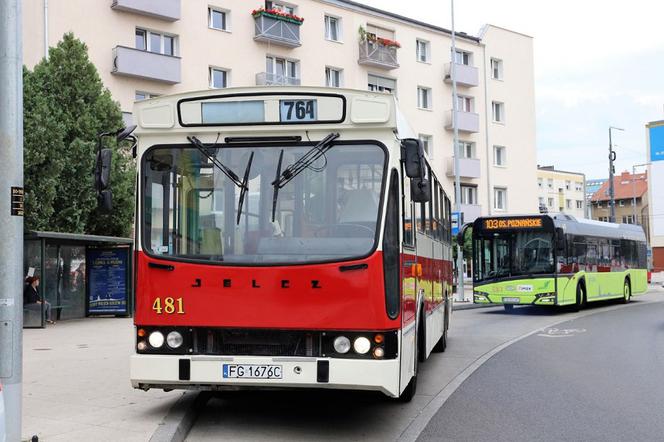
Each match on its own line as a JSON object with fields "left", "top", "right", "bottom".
{"left": 473, "top": 293, "right": 556, "bottom": 306}
{"left": 131, "top": 354, "right": 401, "bottom": 397}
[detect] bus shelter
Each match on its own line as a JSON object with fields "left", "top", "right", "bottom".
{"left": 23, "top": 231, "right": 133, "bottom": 328}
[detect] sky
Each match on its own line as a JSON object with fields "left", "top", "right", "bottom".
{"left": 360, "top": 0, "right": 664, "bottom": 178}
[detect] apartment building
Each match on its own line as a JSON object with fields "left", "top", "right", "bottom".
{"left": 585, "top": 178, "right": 606, "bottom": 218}
{"left": 646, "top": 120, "right": 664, "bottom": 271}
{"left": 536, "top": 166, "right": 586, "bottom": 218}
{"left": 590, "top": 171, "right": 649, "bottom": 235}
{"left": 22, "top": 0, "right": 538, "bottom": 223}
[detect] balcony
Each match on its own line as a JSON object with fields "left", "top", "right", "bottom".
{"left": 358, "top": 41, "right": 399, "bottom": 70}
{"left": 445, "top": 110, "right": 480, "bottom": 133}
{"left": 254, "top": 14, "right": 301, "bottom": 48}
{"left": 460, "top": 204, "right": 482, "bottom": 223}
{"left": 444, "top": 63, "right": 479, "bottom": 87}
{"left": 111, "top": 0, "right": 180, "bottom": 21}
{"left": 255, "top": 72, "right": 301, "bottom": 86}
{"left": 446, "top": 157, "right": 481, "bottom": 179}
{"left": 112, "top": 46, "right": 181, "bottom": 84}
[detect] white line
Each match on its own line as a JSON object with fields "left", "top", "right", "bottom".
{"left": 397, "top": 295, "right": 664, "bottom": 442}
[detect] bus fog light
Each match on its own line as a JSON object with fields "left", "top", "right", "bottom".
{"left": 353, "top": 337, "right": 371, "bottom": 354}
{"left": 137, "top": 341, "right": 148, "bottom": 351}
{"left": 166, "top": 331, "right": 183, "bottom": 348}
{"left": 148, "top": 331, "right": 164, "bottom": 348}
{"left": 373, "top": 347, "right": 385, "bottom": 358}
{"left": 333, "top": 336, "right": 351, "bottom": 354}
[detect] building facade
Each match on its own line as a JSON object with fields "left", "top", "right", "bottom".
{"left": 646, "top": 120, "right": 664, "bottom": 272}
{"left": 585, "top": 178, "right": 606, "bottom": 218}
{"left": 22, "top": 0, "right": 538, "bottom": 223}
{"left": 536, "top": 166, "right": 585, "bottom": 218}
{"left": 590, "top": 171, "right": 649, "bottom": 234}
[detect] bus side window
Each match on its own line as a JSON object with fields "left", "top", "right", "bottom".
{"left": 433, "top": 179, "right": 440, "bottom": 241}
{"left": 384, "top": 170, "right": 400, "bottom": 318}
{"left": 401, "top": 168, "right": 414, "bottom": 246}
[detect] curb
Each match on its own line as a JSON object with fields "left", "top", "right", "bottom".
{"left": 149, "top": 391, "right": 211, "bottom": 442}
{"left": 452, "top": 302, "right": 497, "bottom": 311}
{"left": 397, "top": 295, "right": 664, "bottom": 442}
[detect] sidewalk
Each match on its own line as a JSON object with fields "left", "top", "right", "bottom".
{"left": 22, "top": 317, "right": 180, "bottom": 441}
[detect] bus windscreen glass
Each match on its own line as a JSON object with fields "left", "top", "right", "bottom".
{"left": 474, "top": 231, "right": 554, "bottom": 281}
{"left": 142, "top": 143, "right": 385, "bottom": 264}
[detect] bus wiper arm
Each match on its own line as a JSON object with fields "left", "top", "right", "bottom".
{"left": 271, "top": 149, "right": 284, "bottom": 222}
{"left": 271, "top": 132, "right": 340, "bottom": 190}
{"left": 236, "top": 151, "right": 254, "bottom": 225}
{"left": 187, "top": 135, "right": 243, "bottom": 188}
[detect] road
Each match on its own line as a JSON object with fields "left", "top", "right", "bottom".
{"left": 417, "top": 298, "right": 664, "bottom": 441}
{"left": 186, "top": 290, "right": 664, "bottom": 441}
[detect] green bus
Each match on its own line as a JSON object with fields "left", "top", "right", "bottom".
{"left": 471, "top": 214, "right": 648, "bottom": 311}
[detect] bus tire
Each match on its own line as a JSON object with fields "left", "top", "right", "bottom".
{"left": 573, "top": 282, "right": 585, "bottom": 312}
{"left": 622, "top": 279, "right": 631, "bottom": 304}
{"left": 504, "top": 304, "right": 514, "bottom": 312}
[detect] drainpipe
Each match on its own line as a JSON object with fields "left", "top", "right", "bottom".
{"left": 43, "top": 0, "right": 48, "bottom": 59}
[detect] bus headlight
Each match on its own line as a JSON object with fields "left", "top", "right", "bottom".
{"left": 353, "top": 337, "right": 371, "bottom": 354}
{"left": 333, "top": 336, "right": 351, "bottom": 354}
{"left": 148, "top": 331, "right": 165, "bottom": 348}
{"left": 166, "top": 331, "right": 183, "bottom": 349}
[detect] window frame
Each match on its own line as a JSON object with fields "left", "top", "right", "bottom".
{"left": 493, "top": 145, "right": 506, "bottom": 166}
{"left": 417, "top": 86, "right": 432, "bottom": 110}
{"left": 419, "top": 134, "right": 432, "bottom": 158}
{"left": 209, "top": 66, "right": 229, "bottom": 89}
{"left": 492, "top": 101, "right": 505, "bottom": 123}
{"left": 416, "top": 39, "right": 430, "bottom": 63}
{"left": 136, "top": 27, "right": 177, "bottom": 56}
{"left": 490, "top": 58, "right": 503, "bottom": 80}
{"left": 324, "top": 14, "right": 342, "bottom": 42}
{"left": 325, "top": 66, "right": 343, "bottom": 88}
{"left": 493, "top": 187, "right": 507, "bottom": 211}
{"left": 208, "top": 7, "right": 230, "bottom": 31}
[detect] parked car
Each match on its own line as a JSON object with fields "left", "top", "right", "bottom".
{"left": 0, "top": 380, "right": 6, "bottom": 442}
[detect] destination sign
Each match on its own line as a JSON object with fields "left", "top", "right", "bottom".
{"left": 484, "top": 217, "right": 543, "bottom": 230}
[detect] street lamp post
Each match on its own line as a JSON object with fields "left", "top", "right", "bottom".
{"left": 608, "top": 126, "right": 624, "bottom": 223}
{"left": 450, "top": 0, "right": 464, "bottom": 302}
{"left": 632, "top": 163, "right": 650, "bottom": 225}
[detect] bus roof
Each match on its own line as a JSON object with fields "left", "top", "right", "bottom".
{"left": 473, "top": 213, "right": 646, "bottom": 242}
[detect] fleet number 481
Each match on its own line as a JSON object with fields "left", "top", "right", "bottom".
{"left": 152, "top": 297, "right": 185, "bottom": 315}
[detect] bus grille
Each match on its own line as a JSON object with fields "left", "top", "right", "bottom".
{"left": 193, "top": 329, "right": 321, "bottom": 357}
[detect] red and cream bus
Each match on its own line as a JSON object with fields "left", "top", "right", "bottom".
{"left": 109, "top": 87, "right": 452, "bottom": 401}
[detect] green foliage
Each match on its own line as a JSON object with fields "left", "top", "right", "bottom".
{"left": 23, "top": 33, "right": 134, "bottom": 237}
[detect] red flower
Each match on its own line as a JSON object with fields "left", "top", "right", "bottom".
{"left": 251, "top": 7, "right": 304, "bottom": 23}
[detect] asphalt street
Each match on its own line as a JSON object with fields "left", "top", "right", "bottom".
{"left": 417, "top": 299, "right": 664, "bottom": 441}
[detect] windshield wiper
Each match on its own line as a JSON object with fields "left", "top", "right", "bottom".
{"left": 236, "top": 152, "right": 254, "bottom": 224}
{"left": 187, "top": 136, "right": 243, "bottom": 188}
{"left": 270, "top": 132, "right": 339, "bottom": 222}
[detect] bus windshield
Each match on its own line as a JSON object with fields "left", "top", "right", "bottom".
{"left": 142, "top": 143, "right": 385, "bottom": 264}
{"left": 474, "top": 231, "right": 554, "bottom": 282}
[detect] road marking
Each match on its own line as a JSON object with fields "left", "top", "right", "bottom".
{"left": 537, "top": 328, "right": 587, "bottom": 338}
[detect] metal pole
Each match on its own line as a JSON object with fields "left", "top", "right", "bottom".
{"left": 0, "top": 0, "right": 24, "bottom": 440}
{"left": 450, "top": 0, "right": 464, "bottom": 302}
{"left": 43, "top": 0, "right": 49, "bottom": 59}
{"left": 632, "top": 165, "right": 637, "bottom": 225}
{"left": 608, "top": 126, "right": 623, "bottom": 223}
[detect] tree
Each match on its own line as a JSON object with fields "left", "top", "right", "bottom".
{"left": 23, "top": 33, "right": 134, "bottom": 236}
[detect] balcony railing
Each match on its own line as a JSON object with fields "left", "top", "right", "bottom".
{"left": 254, "top": 14, "right": 301, "bottom": 48}
{"left": 444, "top": 63, "right": 479, "bottom": 87}
{"left": 112, "top": 46, "right": 181, "bottom": 84}
{"left": 460, "top": 204, "right": 482, "bottom": 223}
{"left": 358, "top": 41, "right": 399, "bottom": 70}
{"left": 111, "top": 0, "right": 180, "bottom": 21}
{"left": 446, "top": 157, "right": 481, "bottom": 179}
{"left": 255, "top": 72, "right": 301, "bottom": 86}
{"left": 445, "top": 110, "right": 480, "bottom": 133}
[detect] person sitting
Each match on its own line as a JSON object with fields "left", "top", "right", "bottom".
{"left": 24, "top": 276, "right": 55, "bottom": 324}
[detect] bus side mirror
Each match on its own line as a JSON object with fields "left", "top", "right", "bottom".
{"left": 555, "top": 227, "right": 565, "bottom": 251}
{"left": 411, "top": 177, "right": 431, "bottom": 203}
{"left": 402, "top": 138, "right": 425, "bottom": 179}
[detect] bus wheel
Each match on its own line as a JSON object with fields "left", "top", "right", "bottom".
{"left": 572, "top": 283, "right": 584, "bottom": 312}
{"left": 622, "top": 279, "right": 631, "bottom": 304}
{"left": 504, "top": 304, "right": 514, "bottom": 312}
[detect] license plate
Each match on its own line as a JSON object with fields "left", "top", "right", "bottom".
{"left": 502, "top": 297, "right": 520, "bottom": 304}
{"left": 223, "top": 364, "right": 283, "bottom": 379}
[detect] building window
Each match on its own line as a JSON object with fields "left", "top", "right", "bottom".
{"left": 209, "top": 67, "right": 228, "bottom": 88}
{"left": 461, "top": 185, "right": 477, "bottom": 205}
{"left": 494, "top": 188, "right": 507, "bottom": 211}
{"left": 548, "top": 197, "right": 554, "bottom": 207}
{"left": 136, "top": 28, "right": 177, "bottom": 56}
{"left": 622, "top": 215, "right": 635, "bottom": 224}
{"left": 324, "top": 15, "right": 341, "bottom": 41}
{"left": 565, "top": 180, "right": 571, "bottom": 190}
{"left": 493, "top": 145, "right": 506, "bottom": 166}
{"left": 135, "top": 91, "right": 159, "bottom": 101}
{"left": 416, "top": 39, "right": 430, "bottom": 63}
{"left": 597, "top": 201, "right": 603, "bottom": 208}
{"left": 325, "top": 67, "right": 342, "bottom": 87}
{"left": 538, "top": 178, "right": 543, "bottom": 188}
{"left": 266, "top": 56, "right": 299, "bottom": 82}
{"left": 547, "top": 178, "right": 553, "bottom": 189}
{"left": 491, "top": 58, "right": 503, "bottom": 80}
{"left": 419, "top": 134, "right": 432, "bottom": 157}
{"left": 566, "top": 199, "right": 572, "bottom": 209}
{"left": 539, "top": 197, "right": 545, "bottom": 206}
{"left": 417, "top": 87, "right": 431, "bottom": 109}
{"left": 576, "top": 200, "right": 583, "bottom": 209}
{"left": 457, "top": 141, "right": 474, "bottom": 159}
{"left": 454, "top": 49, "right": 472, "bottom": 66}
{"left": 209, "top": 8, "right": 229, "bottom": 31}
{"left": 368, "top": 74, "right": 396, "bottom": 94}
{"left": 457, "top": 95, "right": 473, "bottom": 112}
{"left": 265, "top": 1, "right": 295, "bottom": 14}
{"left": 492, "top": 101, "right": 504, "bottom": 123}
{"left": 575, "top": 182, "right": 583, "bottom": 191}
{"left": 619, "top": 200, "right": 625, "bottom": 207}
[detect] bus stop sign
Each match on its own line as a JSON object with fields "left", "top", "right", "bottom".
{"left": 452, "top": 212, "right": 463, "bottom": 236}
